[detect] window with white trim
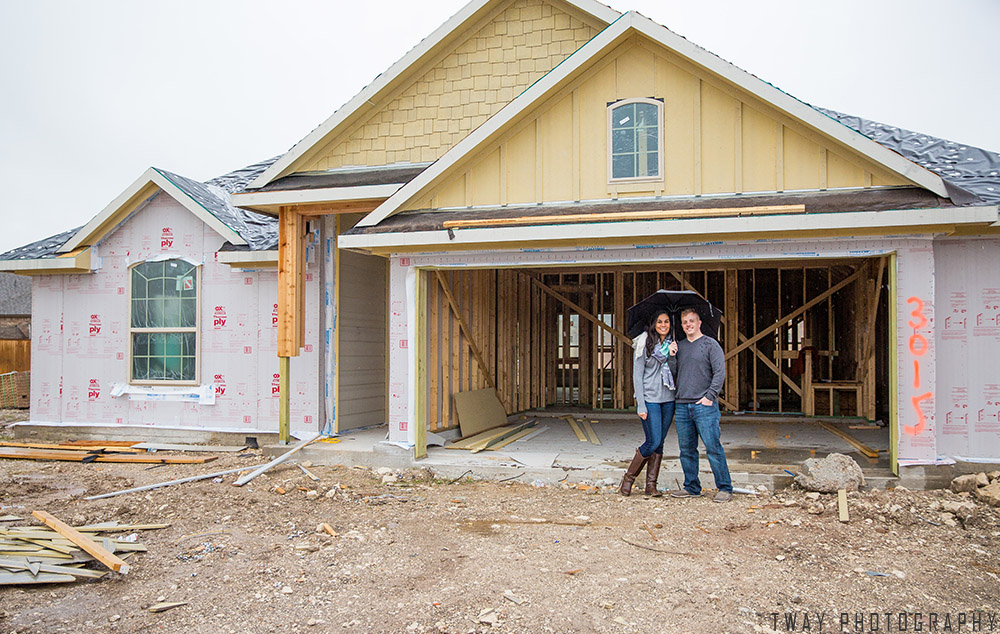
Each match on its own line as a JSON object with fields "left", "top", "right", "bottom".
{"left": 608, "top": 98, "right": 663, "bottom": 182}
{"left": 129, "top": 259, "right": 199, "bottom": 384}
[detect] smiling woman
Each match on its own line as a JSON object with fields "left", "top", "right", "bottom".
{"left": 129, "top": 259, "right": 200, "bottom": 384}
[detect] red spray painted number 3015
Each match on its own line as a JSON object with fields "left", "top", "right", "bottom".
{"left": 905, "top": 297, "right": 932, "bottom": 436}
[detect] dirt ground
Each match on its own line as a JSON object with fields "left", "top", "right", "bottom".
{"left": 1, "top": 411, "right": 999, "bottom": 634}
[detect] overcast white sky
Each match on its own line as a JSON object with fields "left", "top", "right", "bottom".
{"left": 1, "top": 0, "right": 997, "bottom": 254}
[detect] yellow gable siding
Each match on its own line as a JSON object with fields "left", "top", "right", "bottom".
{"left": 410, "top": 37, "right": 912, "bottom": 211}
{"left": 305, "top": 0, "right": 599, "bottom": 171}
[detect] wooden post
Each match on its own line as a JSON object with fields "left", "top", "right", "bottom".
{"left": 277, "top": 206, "right": 305, "bottom": 444}
{"left": 802, "top": 338, "right": 814, "bottom": 416}
{"left": 724, "top": 270, "right": 739, "bottom": 409}
{"left": 279, "top": 356, "right": 290, "bottom": 443}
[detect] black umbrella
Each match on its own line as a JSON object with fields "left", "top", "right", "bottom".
{"left": 626, "top": 290, "right": 724, "bottom": 341}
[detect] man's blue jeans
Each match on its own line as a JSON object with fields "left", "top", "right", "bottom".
{"left": 638, "top": 401, "right": 675, "bottom": 458}
{"left": 674, "top": 402, "right": 732, "bottom": 494}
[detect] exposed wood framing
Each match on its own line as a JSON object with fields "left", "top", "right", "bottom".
{"left": 440, "top": 204, "right": 805, "bottom": 229}
{"left": 420, "top": 259, "right": 885, "bottom": 433}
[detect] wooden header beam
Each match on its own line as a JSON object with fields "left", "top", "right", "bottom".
{"left": 442, "top": 204, "right": 805, "bottom": 230}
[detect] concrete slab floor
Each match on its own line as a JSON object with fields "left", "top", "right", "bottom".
{"left": 270, "top": 412, "right": 905, "bottom": 491}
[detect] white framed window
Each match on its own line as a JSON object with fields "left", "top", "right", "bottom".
{"left": 129, "top": 259, "right": 200, "bottom": 384}
{"left": 607, "top": 98, "right": 664, "bottom": 183}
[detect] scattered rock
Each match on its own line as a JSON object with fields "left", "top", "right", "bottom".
{"left": 988, "top": 470, "right": 1000, "bottom": 482}
{"left": 976, "top": 472, "right": 990, "bottom": 487}
{"left": 382, "top": 474, "right": 399, "bottom": 484}
{"left": 973, "top": 481, "right": 1000, "bottom": 507}
{"left": 476, "top": 608, "right": 498, "bottom": 626}
{"left": 805, "top": 503, "right": 825, "bottom": 515}
{"left": 305, "top": 490, "right": 319, "bottom": 500}
{"left": 281, "top": 586, "right": 293, "bottom": 595}
{"left": 795, "top": 453, "right": 865, "bottom": 493}
{"left": 805, "top": 492, "right": 821, "bottom": 500}
{"left": 377, "top": 467, "right": 394, "bottom": 476}
{"left": 325, "top": 488, "right": 337, "bottom": 498}
{"left": 950, "top": 474, "right": 979, "bottom": 493}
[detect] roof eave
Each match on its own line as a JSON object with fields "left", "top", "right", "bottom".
{"left": 339, "top": 204, "right": 999, "bottom": 254}
{"left": 359, "top": 11, "right": 953, "bottom": 228}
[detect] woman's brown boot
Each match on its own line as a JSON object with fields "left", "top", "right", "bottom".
{"left": 619, "top": 450, "right": 647, "bottom": 496}
{"left": 644, "top": 452, "right": 663, "bottom": 496}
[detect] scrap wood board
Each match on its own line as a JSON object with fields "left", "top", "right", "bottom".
{"left": 32, "top": 511, "right": 129, "bottom": 573}
{"left": 562, "top": 416, "right": 588, "bottom": 442}
{"left": 453, "top": 388, "right": 508, "bottom": 438}
{"left": 817, "top": 422, "right": 879, "bottom": 458}
{"left": 581, "top": 420, "right": 601, "bottom": 445}
{"left": 0, "top": 447, "right": 218, "bottom": 464}
{"left": 446, "top": 420, "right": 536, "bottom": 452}
{"left": 0, "top": 441, "right": 145, "bottom": 453}
{"left": 131, "top": 442, "right": 248, "bottom": 453}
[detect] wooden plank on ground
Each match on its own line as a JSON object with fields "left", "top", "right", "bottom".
{"left": 582, "top": 420, "right": 601, "bottom": 445}
{"left": 838, "top": 489, "right": 849, "bottom": 523}
{"left": 0, "top": 447, "right": 217, "bottom": 464}
{"left": 0, "top": 557, "right": 106, "bottom": 578}
{"left": 0, "top": 441, "right": 144, "bottom": 453}
{"left": 452, "top": 387, "right": 508, "bottom": 438}
{"left": 469, "top": 420, "right": 536, "bottom": 453}
{"left": 130, "top": 442, "right": 247, "bottom": 453}
{"left": 817, "top": 422, "right": 879, "bottom": 458}
{"left": 562, "top": 416, "right": 588, "bottom": 442}
{"left": 232, "top": 435, "right": 320, "bottom": 487}
{"left": 483, "top": 424, "right": 539, "bottom": 451}
{"left": 31, "top": 511, "right": 130, "bottom": 574}
{"left": 0, "top": 571, "right": 77, "bottom": 585}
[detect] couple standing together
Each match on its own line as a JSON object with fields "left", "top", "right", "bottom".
{"left": 620, "top": 308, "right": 733, "bottom": 503}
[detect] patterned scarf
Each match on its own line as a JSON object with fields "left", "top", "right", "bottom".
{"left": 650, "top": 337, "right": 675, "bottom": 390}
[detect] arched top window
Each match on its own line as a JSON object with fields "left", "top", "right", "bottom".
{"left": 607, "top": 98, "right": 663, "bottom": 183}
{"left": 129, "top": 258, "right": 200, "bottom": 384}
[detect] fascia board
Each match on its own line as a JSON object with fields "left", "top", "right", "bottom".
{"left": 248, "top": 0, "right": 620, "bottom": 190}
{"left": 339, "top": 205, "right": 999, "bottom": 251}
{"left": 0, "top": 248, "right": 95, "bottom": 274}
{"left": 58, "top": 168, "right": 162, "bottom": 253}
{"left": 232, "top": 183, "right": 403, "bottom": 215}
{"left": 626, "top": 14, "right": 949, "bottom": 197}
{"left": 215, "top": 249, "right": 279, "bottom": 267}
{"left": 357, "top": 12, "right": 634, "bottom": 228}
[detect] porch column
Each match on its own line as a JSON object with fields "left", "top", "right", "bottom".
{"left": 277, "top": 206, "right": 306, "bottom": 444}
{"left": 387, "top": 256, "right": 416, "bottom": 447}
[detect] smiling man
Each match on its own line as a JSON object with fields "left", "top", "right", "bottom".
{"left": 669, "top": 308, "right": 733, "bottom": 503}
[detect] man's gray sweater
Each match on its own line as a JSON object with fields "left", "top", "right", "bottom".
{"left": 675, "top": 335, "right": 726, "bottom": 404}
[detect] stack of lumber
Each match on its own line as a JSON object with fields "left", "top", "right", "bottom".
{"left": 446, "top": 420, "right": 537, "bottom": 453}
{"left": 0, "top": 513, "right": 167, "bottom": 585}
{"left": 0, "top": 441, "right": 218, "bottom": 464}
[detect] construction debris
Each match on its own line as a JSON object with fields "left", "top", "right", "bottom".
{"left": 0, "top": 446, "right": 218, "bottom": 464}
{"left": 0, "top": 514, "right": 164, "bottom": 586}
{"left": 445, "top": 420, "right": 536, "bottom": 453}
{"left": 794, "top": 453, "right": 865, "bottom": 493}
{"left": 233, "top": 434, "right": 321, "bottom": 487}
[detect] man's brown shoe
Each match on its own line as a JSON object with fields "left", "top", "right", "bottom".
{"left": 713, "top": 490, "right": 733, "bottom": 503}
{"left": 668, "top": 488, "right": 700, "bottom": 498}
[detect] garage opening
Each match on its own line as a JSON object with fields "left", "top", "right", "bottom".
{"left": 421, "top": 257, "right": 890, "bottom": 465}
